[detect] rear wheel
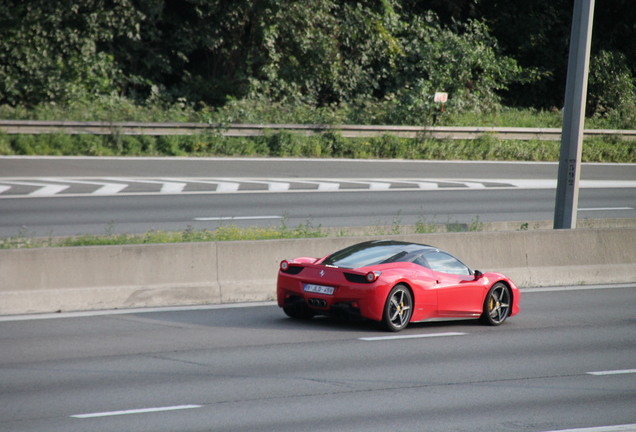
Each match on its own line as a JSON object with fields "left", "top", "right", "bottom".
{"left": 382, "top": 284, "right": 413, "bottom": 332}
{"left": 480, "top": 282, "right": 511, "bottom": 326}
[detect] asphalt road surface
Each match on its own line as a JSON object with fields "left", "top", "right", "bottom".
{"left": 1, "top": 156, "right": 635, "bottom": 237}
{"left": 1, "top": 284, "right": 635, "bottom": 432}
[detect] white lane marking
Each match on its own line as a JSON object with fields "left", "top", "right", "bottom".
{"left": 1, "top": 285, "right": 633, "bottom": 323}
{"left": 367, "top": 181, "right": 392, "bottom": 190}
{"left": 359, "top": 332, "right": 466, "bottom": 341}
{"left": 1, "top": 177, "right": 635, "bottom": 198}
{"left": 0, "top": 301, "right": 277, "bottom": 322}
{"left": 0, "top": 180, "right": 70, "bottom": 196}
{"left": 326, "top": 179, "right": 392, "bottom": 190}
{"left": 501, "top": 179, "right": 636, "bottom": 189}
{"left": 415, "top": 182, "right": 440, "bottom": 189}
{"left": 317, "top": 182, "right": 340, "bottom": 191}
{"left": 269, "top": 182, "right": 291, "bottom": 191}
{"left": 487, "top": 179, "right": 556, "bottom": 189}
{"left": 289, "top": 180, "right": 340, "bottom": 191}
{"left": 40, "top": 178, "right": 128, "bottom": 195}
{"left": 161, "top": 178, "right": 240, "bottom": 192}
{"left": 587, "top": 369, "right": 636, "bottom": 376}
{"left": 365, "top": 179, "right": 439, "bottom": 190}
{"left": 523, "top": 283, "right": 636, "bottom": 293}
{"left": 541, "top": 423, "right": 636, "bottom": 432}
{"left": 223, "top": 179, "right": 290, "bottom": 192}
{"left": 71, "top": 404, "right": 201, "bottom": 419}
{"left": 352, "top": 181, "right": 392, "bottom": 190}
{"left": 216, "top": 182, "right": 241, "bottom": 192}
{"left": 193, "top": 215, "right": 283, "bottom": 221}
{"left": 29, "top": 184, "right": 69, "bottom": 196}
{"left": 581, "top": 180, "right": 636, "bottom": 188}
{"left": 462, "top": 181, "right": 487, "bottom": 188}
{"left": 103, "top": 178, "right": 186, "bottom": 193}
{"left": 579, "top": 207, "right": 633, "bottom": 212}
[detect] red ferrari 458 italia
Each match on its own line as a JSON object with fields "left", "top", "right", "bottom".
{"left": 277, "top": 240, "right": 520, "bottom": 331}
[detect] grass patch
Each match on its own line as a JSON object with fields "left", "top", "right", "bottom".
{"left": 0, "top": 215, "right": 491, "bottom": 249}
{"left": 0, "top": 221, "right": 326, "bottom": 249}
{"left": 1, "top": 99, "right": 634, "bottom": 162}
{"left": 1, "top": 130, "right": 634, "bottom": 162}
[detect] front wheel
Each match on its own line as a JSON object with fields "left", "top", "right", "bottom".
{"left": 381, "top": 284, "right": 413, "bottom": 332}
{"left": 480, "top": 282, "right": 511, "bottom": 326}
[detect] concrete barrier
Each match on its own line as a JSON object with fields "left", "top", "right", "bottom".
{"left": 1, "top": 228, "right": 635, "bottom": 315}
{"left": 0, "top": 243, "right": 220, "bottom": 314}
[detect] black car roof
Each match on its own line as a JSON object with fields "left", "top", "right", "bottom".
{"left": 362, "top": 240, "right": 436, "bottom": 249}
{"left": 321, "top": 240, "right": 440, "bottom": 268}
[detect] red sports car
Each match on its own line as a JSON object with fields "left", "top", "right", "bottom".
{"left": 277, "top": 240, "right": 520, "bottom": 331}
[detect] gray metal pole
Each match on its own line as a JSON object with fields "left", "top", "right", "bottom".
{"left": 554, "top": 0, "right": 595, "bottom": 229}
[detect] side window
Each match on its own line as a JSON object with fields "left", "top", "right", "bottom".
{"left": 424, "top": 252, "right": 471, "bottom": 276}
{"left": 413, "top": 255, "right": 429, "bottom": 268}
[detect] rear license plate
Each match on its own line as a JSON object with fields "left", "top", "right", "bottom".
{"left": 304, "top": 284, "right": 335, "bottom": 295}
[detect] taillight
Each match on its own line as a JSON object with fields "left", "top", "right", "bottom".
{"left": 280, "top": 260, "right": 290, "bottom": 271}
{"left": 366, "top": 271, "right": 381, "bottom": 282}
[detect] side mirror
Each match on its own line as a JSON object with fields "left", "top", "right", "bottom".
{"left": 473, "top": 270, "right": 483, "bottom": 280}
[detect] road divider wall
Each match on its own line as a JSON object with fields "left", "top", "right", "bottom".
{"left": 1, "top": 228, "right": 635, "bottom": 315}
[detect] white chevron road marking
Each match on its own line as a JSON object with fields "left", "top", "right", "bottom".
{"left": 103, "top": 178, "right": 187, "bottom": 193}
{"left": 227, "top": 179, "right": 291, "bottom": 191}
{"left": 0, "top": 180, "right": 70, "bottom": 196}
{"left": 327, "top": 179, "right": 392, "bottom": 190}
{"left": 272, "top": 179, "right": 340, "bottom": 191}
{"left": 1, "top": 178, "right": 635, "bottom": 198}
{"left": 40, "top": 178, "right": 128, "bottom": 195}
{"left": 162, "top": 178, "right": 240, "bottom": 192}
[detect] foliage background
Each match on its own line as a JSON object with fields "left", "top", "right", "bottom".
{"left": 0, "top": 0, "right": 634, "bottom": 129}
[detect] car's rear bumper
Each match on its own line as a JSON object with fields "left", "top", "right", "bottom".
{"left": 277, "top": 272, "right": 387, "bottom": 321}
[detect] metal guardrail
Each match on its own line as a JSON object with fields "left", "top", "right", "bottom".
{"left": 0, "top": 119, "right": 634, "bottom": 141}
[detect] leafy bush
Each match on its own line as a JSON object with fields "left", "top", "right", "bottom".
{"left": 376, "top": 14, "right": 525, "bottom": 125}
{"left": 588, "top": 50, "right": 636, "bottom": 122}
{"left": 0, "top": 133, "right": 11, "bottom": 154}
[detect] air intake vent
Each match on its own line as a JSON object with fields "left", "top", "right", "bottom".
{"left": 344, "top": 272, "right": 369, "bottom": 284}
{"left": 281, "top": 265, "right": 303, "bottom": 275}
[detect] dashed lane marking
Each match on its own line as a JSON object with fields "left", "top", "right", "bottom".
{"left": 541, "top": 424, "right": 636, "bottom": 432}
{"left": 71, "top": 405, "right": 201, "bottom": 419}
{"left": 579, "top": 207, "right": 634, "bottom": 211}
{"left": 359, "top": 332, "right": 467, "bottom": 341}
{"left": 587, "top": 369, "right": 636, "bottom": 376}
{"left": 193, "top": 215, "right": 283, "bottom": 221}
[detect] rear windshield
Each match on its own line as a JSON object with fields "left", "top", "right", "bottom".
{"left": 321, "top": 241, "right": 428, "bottom": 269}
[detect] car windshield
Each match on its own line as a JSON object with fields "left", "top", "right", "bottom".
{"left": 321, "top": 241, "right": 431, "bottom": 269}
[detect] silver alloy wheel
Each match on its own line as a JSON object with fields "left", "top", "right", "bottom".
{"left": 483, "top": 282, "right": 511, "bottom": 325}
{"left": 383, "top": 284, "right": 413, "bottom": 331}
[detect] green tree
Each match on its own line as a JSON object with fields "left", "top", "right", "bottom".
{"left": 0, "top": 0, "right": 141, "bottom": 106}
{"left": 408, "top": 0, "right": 636, "bottom": 113}
{"left": 375, "top": 12, "right": 524, "bottom": 124}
